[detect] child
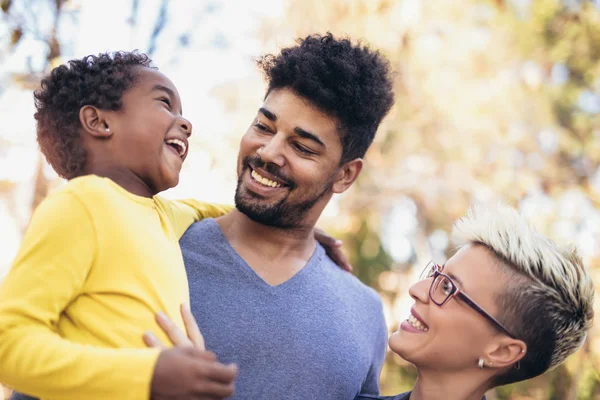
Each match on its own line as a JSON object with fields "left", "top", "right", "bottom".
{"left": 0, "top": 51, "right": 235, "bottom": 400}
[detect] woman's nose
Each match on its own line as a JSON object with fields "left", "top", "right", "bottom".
{"left": 408, "top": 279, "right": 431, "bottom": 304}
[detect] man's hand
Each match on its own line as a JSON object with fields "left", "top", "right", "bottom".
{"left": 144, "top": 305, "right": 237, "bottom": 400}
{"left": 314, "top": 227, "right": 353, "bottom": 272}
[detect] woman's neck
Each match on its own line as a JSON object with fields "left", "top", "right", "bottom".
{"left": 409, "top": 369, "right": 491, "bottom": 400}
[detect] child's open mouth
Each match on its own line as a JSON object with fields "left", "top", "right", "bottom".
{"left": 165, "top": 138, "right": 187, "bottom": 158}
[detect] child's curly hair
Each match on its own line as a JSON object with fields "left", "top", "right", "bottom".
{"left": 34, "top": 51, "right": 154, "bottom": 179}
{"left": 257, "top": 33, "right": 394, "bottom": 163}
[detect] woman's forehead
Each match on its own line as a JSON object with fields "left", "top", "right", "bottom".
{"left": 445, "top": 244, "right": 506, "bottom": 297}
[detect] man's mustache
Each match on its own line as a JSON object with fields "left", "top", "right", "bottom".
{"left": 244, "top": 156, "right": 295, "bottom": 188}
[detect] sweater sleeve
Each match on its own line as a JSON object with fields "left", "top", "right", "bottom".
{"left": 163, "top": 199, "right": 233, "bottom": 239}
{"left": 0, "top": 191, "right": 159, "bottom": 400}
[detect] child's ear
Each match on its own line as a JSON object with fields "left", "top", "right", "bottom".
{"left": 79, "top": 105, "right": 112, "bottom": 138}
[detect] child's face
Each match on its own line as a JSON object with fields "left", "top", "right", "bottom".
{"left": 102, "top": 67, "right": 192, "bottom": 194}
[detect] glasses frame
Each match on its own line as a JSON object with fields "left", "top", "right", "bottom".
{"left": 425, "top": 262, "right": 517, "bottom": 339}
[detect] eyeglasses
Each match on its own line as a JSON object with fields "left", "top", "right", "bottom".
{"left": 422, "top": 262, "right": 517, "bottom": 339}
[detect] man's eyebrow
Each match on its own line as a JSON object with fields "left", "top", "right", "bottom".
{"left": 259, "top": 107, "right": 277, "bottom": 121}
{"left": 152, "top": 84, "right": 182, "bottom": 114}
{"left": 294, "top": 127, "right": 325, "bottom": 148}
{"left": 257, "top": 107, "right": 325, "bottom": 148}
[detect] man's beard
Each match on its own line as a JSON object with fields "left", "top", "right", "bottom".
{"left": 234, "top": 156, "right": 335, "bottom": 229}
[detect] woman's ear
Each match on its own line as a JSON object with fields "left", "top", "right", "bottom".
{"left": 332, "top": 158, "right": 363, "bottom": 194}
{"left": 485, "top": 338, "right": 526, "bottom": 370}
{"left": 79, "top": 105, "right": 113, "bottom": 138}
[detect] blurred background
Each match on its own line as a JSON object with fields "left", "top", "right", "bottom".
{"left": 1, "top": 0, "right": 600, "bottom": 398}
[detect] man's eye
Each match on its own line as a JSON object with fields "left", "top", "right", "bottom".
{"left": 294, "top": 143, "right": 315, "bottom": 155}
{"left": 254, "top": 123, "right": 269, "bottom": 132}
{"left": 160, "top": 98, "right": 171, "bottom": 107}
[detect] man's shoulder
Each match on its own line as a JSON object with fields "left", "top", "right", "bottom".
{"left": 181, "top": 218, "right": 217, "bottom": 240}
{"left": 319, "top": 246, "right": 383, "bottom": 309}
{"left": 179, "top": 218, "right": 227, "bottom": 257}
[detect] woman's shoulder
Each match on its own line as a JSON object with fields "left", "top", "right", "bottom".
{"left": 356, "top": 393, "right": 486, "bottom": 400}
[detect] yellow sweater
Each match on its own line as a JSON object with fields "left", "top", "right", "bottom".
{"left": 0, "top": 175, "right": 230, "bottom": 400}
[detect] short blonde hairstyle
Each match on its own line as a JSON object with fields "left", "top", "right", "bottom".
{"left": 452, "top": 204, "right": 594, "bottom": 384}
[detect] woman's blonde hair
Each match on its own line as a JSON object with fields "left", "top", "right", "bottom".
{"left": 452, "top": 204, "right": 594, "bottom": 384}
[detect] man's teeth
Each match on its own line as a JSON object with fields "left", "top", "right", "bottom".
{"left": 165, "top": 139, "right": 187, "bottom": 157}
{"left": 408, "top": 314, "right": 428, "bottom": 332}
{"left": 251, "top": 170, "right": 282, "bottom": 188}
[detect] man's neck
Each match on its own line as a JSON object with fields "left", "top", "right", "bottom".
{"left": 215, "top": 209, "right": 318, "bottom": 286}
{"left": 409, "top": 369, "right": 491, "bottom": 400}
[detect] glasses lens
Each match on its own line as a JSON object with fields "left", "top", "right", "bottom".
{"left": 430, "top": 275, "right": 454, "bottom": 305}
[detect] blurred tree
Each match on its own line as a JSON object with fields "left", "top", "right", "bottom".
{"left": 0, "top": 0, "right": 74, "bottom": 212}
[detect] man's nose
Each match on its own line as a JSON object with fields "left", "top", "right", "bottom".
{"left": 257, "top": 135, "right": 285, "bottom": 167}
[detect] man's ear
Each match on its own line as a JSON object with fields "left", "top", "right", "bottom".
{"left": 79, "top": 105, "right": 112, "bottom": 138}
{"left": 485, "top": 338, "right": 527, "bottom": 370}
{"left": 332, "top": 158, "right": 363, "bottom": 194}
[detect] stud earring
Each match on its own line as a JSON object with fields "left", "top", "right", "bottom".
{"left": 478, "top": 358, "right": 485, "bottom": 369}
{"left": 105, "top": 127, "right": 111, "bottom": 132}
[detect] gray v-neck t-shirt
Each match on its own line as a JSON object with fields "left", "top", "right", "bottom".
{"left": 181, "top": 219, "right": 388, "bottom": 400}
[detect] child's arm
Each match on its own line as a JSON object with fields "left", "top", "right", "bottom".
{"left": 0, "top": 192, "right": 159, "bottom": 400}
{"left": 163, "top": 199, "right": 354, "bottom": 271}
{"left": 160, "top": 198, "right": 233, "bottom": 239}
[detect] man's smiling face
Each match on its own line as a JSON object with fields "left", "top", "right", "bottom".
{"left": 234, "top": 88, "right": 345, "bottom": 228}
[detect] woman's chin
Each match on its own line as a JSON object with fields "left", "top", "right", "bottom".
{"left": 388, "top": 328, "right": 423, "bottom": 364}
{"left": 388, "top": 330, "right": 408, "bottom": 356}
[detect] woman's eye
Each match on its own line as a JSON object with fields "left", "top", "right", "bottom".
{"left": 442, "top": 281, "right": 453, "bottom": 295}
{"left": 160, "top": 98, "right": 171, "bottom": 107}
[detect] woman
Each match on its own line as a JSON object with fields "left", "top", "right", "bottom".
{"left": 359, "top": 205, "right": 594, "bottom": 400}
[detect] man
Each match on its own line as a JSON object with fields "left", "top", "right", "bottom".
{"left": 174, "top": 33, "right": 395, "bottom": 399}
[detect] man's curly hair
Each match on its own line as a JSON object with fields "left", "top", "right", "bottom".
{"left": 257, "top": 33, "right": 394, "bottom": 164}
{"left": 34, "top": 51, "right": 154, "bottom": 179}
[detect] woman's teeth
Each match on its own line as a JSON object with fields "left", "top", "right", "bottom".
{"left": 408, "top": 314, "right": 428, "bottom": 332}
{"left": 251, "top": 170, "right": 282, "bottom": 188}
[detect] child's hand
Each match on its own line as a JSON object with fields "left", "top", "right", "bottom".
{"left": 150, "top": 347, "right": 237, "bottom": 400}
{"left": 144, "top": 304, "right": 205, "bottom": 350}
{"left": 145, "top": 305, "right": 237, "bottom": 399}
{"left": 314, "top": 227, "right": 353, "bottom": 272}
